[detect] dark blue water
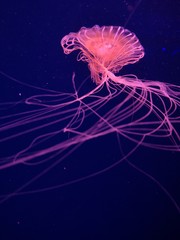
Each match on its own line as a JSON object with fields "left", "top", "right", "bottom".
{"left": 0, "top": 1, "right": 180, "bottom": 239}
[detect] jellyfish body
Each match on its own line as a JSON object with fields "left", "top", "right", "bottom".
{"left": 61, "top": 25, "right": 144, "bottom": 84}
{"left": 0, "top": 25, "right": 180, "bottom": 209}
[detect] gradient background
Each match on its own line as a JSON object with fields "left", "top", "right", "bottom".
{"left": 0, "top": 0, "right": 180, "bottom": 239}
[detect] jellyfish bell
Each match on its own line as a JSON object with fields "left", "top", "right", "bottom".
{"left": 61, "top": 25, "right": 145, "bottom": 84}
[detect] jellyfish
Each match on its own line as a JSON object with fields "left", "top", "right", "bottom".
{"left": 0, "top": 25, "right": 179, "bottom": 210}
